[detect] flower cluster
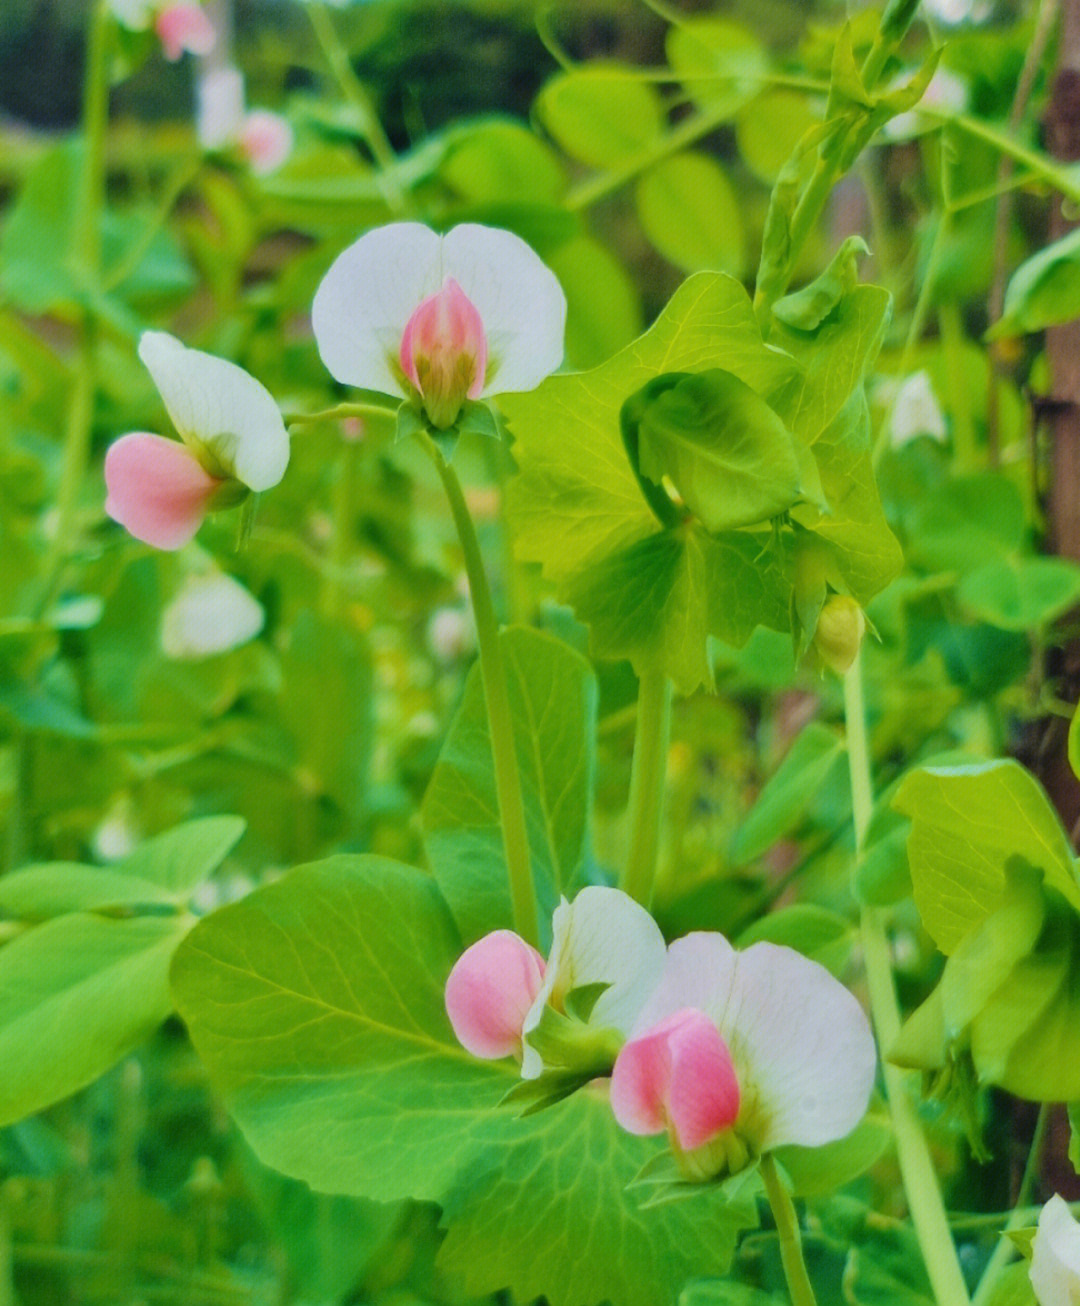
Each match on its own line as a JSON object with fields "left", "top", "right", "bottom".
{"left": 103, "top": 222, "right": 566, "bottom": 550}
{"left": 110, "top": 0, "right": 216, "bottom": 62}
{"left": 445, "top": 886, "right": 877, "bottom": 1182}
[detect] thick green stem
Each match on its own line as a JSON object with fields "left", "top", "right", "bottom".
{"left": 419, "top": 432, "right": 539, "bottom": 948}
{"left": 760, "top": 1153, "right": 819, "bottom": 1306}
{"left": 844, "top": 655, "right": 972, "bottom": 1306}
{"left": 620, "top": 671, "right": 672, "bottom": 909}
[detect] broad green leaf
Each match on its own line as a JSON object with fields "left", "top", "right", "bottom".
{"left": 893, "top": 760, "right": 1080, "bottom": 954}
{"left": 792, "top": 392, "right": 903, "bottom": 603}
{"left": 636, "top": 153, "right": 745, "bottom": 275}
{"left": 905, "top": 474, "right": 1025, "bottom": 575}
{"left": 171, "top": 856, "right": 754, "bottom": 1306}
{"left": 957, "top": 557, "right": 1080, "bottom": 631}
{"left": 563, "top": 525, "right": 790, "bottom": 696}
{"left": 736, "top": 91, "right": 820, "bottom": 183}
{"left": 731, "top": 721, "right": 845, "bottom": 866}
{"left": 2, "top": 750, "right": 242, "bottom": 928}
{"left": 991, "top": 224, "right": 1080, "bottom": 338}
{"left": 547, "top": 235, "right": 643, "bottom": 369}
{"left": 0, "top": 143, "right": 81, "bottom": 312}
{"left": 503, "top": 273, "right": 797, "bottom": 691}
{"left": 505, "top": 271, "right": 796, "bottom": 584}
{"left": 0, "top": 912, "right": 190, "bottom": 1126}
{"left": 278, "top": 611, "right": 373, "bottom": 819}
{"left": 667, "top": 18, "right": 768, "bottom": 117}
{"left": 681, "top": 1283, "right": 783, "bottom": 1306}
{"left": 771, "top": 284, "right": 892, "bottom": 447}
{"left": 638, "top": 370, "right": 802, "bottom": 533}
{"left": 535, "top": 69, "right": 666, "bottom": 167}
{"left": 977, "top": 1262, "right": 1037, "bottom": 1306}
{"left": 737, "top": 903, "right": 854, "bottom": 978}
{"left": 440, "top": 118, "right": 565, "bottom": 203}
{"left": 421, "top": 627, "right": 597, "bottom": 945}
{"left": 774, "top": 1102, "right": 891, "bottom": 1197}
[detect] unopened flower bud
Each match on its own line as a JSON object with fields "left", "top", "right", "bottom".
{"left": 812, "top": 595, "right": 866, "bottom": 675}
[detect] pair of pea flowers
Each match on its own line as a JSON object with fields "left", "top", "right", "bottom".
{"left": 446, "top": 886, "right": 877, "bottom": 1181}
{"left": 105, "top": 223, "right": 567, "bottom": 549}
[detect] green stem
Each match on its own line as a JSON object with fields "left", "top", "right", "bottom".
{"left": 620, "top": 671, "right": 672, "bottom": 909}
{"left": 939, "top": 300, "right": 977, "bottom": 470}
{"left": 320, "top": 438, "right": 360, "bottom": 619}
{"left": 419, "top": 432, "right": 539, "bottom": 948}
{"left": 844, "top": 655, "right": 972, "bottom": 1306}
{"left": 922, "top": 107, "right": 1080, "bottom": 206}
{"left": 306, "top": 1, "right": 408, "bottom": 214}
{"left": 285, "top": 400, "right": 397, "bottom": 427}
{"left": 760, "top": 1153, "right": 819, "bottom": 1306}
{"left": 971, "top": 1103, "right": 1050, "bottom": 1306}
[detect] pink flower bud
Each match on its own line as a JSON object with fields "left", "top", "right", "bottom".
{"left": 155, "top": 3, "right": 216, "bottom": 62}
{"left": 399, "top": 277, "right": 488, "bottom": 429}
{"left": 239, "top": 110, "right": 294, "bottom": 176}
{"left": 445, "top": 930, "right": 545, "bottom": 1060}
{"left": 104, "top": 432, "right": 224, "bottom": 550}
{"left": 610, "top": 1007, "right": 740, "bottom": 1151}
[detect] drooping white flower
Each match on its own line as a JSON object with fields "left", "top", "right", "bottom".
{"left": 110, "top": 1, "right": 216, "bottom": 60}
{"left": 160, "top": 572, "right": 265, "bottom": 659}
{"left": 520, "top": 886, "right": 667, "bottom": 1079}
{"left": 104, "top": 332, "right": 289, "bottom": 550}
{"left": 311, "top": 222, "right": 567, "bottom": 430}
{"left": 889, "top": 369, "right": 947, "bottom": 447}
{"left": 609, "top": 932, "right": 876, "bottom": 1175}
{"left": 1031, "top": 1196, "right": 1080, "bottom": 1306}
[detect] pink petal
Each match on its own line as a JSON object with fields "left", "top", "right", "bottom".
{"left": 445, "top": 930, "right": 545, "bottom": 1059}
{"left": 104, "top": 432, "right": 223, "bottom": 550}
{"left": 610, "top": 1008, "right": 740, "bottom": 1151}
{"left": 155, "top": 4, "right": 216, "bottom": 61}
{"left": 399, "top": 276, "right": 488, "bottom": 428}
{"left": 240, "top": 111, "right": 293, "bottom": 175}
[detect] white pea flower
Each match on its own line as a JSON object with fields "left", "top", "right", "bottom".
{"left": 1031, "top": 1196, "right": 1080, "bottom": 1306}
{"left": 160, "top": 572, "right": 265, "bottom": 659}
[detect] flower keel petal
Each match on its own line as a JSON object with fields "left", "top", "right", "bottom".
{"left": 104, "top": 432, "right": 222, "bottom": 550}
{"left": 445, "top": 930, "right": 545, "bottom": 1060}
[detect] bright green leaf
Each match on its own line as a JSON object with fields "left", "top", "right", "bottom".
{"left": 736, "top": 903, "right": 854, "bottom": 978}
{"left": 636, "top": 152, "right": 745, "bottom": 275}
{"left": 440, "top": 117, "right": 565, "bottom": 203}
{"left": 893, "top": 760, "right": 1080, "bottom": 954}
{"left": 667, "top": 18, "right": 768, "bottom": 117}
{"left": 535, "top": 69, "right": 666, "bottom": 167}
{"left": 906, "top": 474, "right": 1025, "bottom": 575}
{"left": 957, "top": 557, "right": 1080, "bottom": 632}
{"left": 0, "top": 912, "right": 190, "bottom": 1126}
{"left": 736, "top": 91, "right": 820, "bottom": 184}
{"left": 774, "top": 1102, "right": 891, "bottom": 1197}
{"left": 421, "top": 627, "right": 596, "bottom": 945}
{"left": 991, "top": 225, "right": 1080, "bottom": 338}
{"left": 546, "top": 235, "right": 643, "bottom": 369}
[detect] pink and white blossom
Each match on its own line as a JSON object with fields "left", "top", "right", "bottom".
{"left": 610, "top": 932, "right": 876, "bottom": 1170}
{"left": 104, "top": 332, "right": 289, "bottom": 550}
{"left": 1031, "top": 1196, "right": 1080, "bottom": 1306}
{"left": 196, "top": 67, "right": 293, "bottom": 175}
{"left": 311, "top": 222, "right": 567, "bottom": 429}
{"left": 445, "top": 930, "right": 546, "bottom": 1060}
{"left": 110, "top": 1, "right": 215, "bottom": 59}
{"left": 520, "top": 886, "right": 667, "bottom": 1080}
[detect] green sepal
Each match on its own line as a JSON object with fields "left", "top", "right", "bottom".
{"left": 456, "top": 399, "right": 505, "bottom": 442}
{"left": 395, "top": 401, "right": 426, "bottom": 444}
{"left": 1006, "top": 1227, "right": 1038, "bottom": 1261}
{"left": 524, "top": 1002, "right": 624, "bottom": 1076}
{"left": 499, "top": 1070, "right": 595, "bottom": 1117}
{"left": 631, "top": 1154, "right": 763, "bottom": 1212}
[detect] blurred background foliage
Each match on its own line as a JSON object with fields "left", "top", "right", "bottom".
{"left": 1, "top": 0, "right": 1077, "bottom": 1300}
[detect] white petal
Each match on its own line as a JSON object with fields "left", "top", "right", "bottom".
{"left": 138, "top": 332, "right": 289, "bottom": 491}
{"left": 160, "top": 573, "right": 264, "bottom": 659}
{"left": 521, "top": 886, "right": 667, "bottom": 1079}
{"left": 726, "top": 943, "right": 876, "bottom": 1150}
{"left": 197, "top": 65, "right": 246, "bottom": 151}
{"left": 634, "top": 934, "right": 876, "bottom": 1151}
{"left": 311, "top": 223, "right": 443, "bottom": 394}
{"left": 442, "top": 223, "right": 566, "bottom": 396}
{"left": 1032, "top": 1196, "right": 1080, "bottom": 1306}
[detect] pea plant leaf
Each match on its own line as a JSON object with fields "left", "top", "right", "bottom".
{"left": 422, "top": 626, "right": 597, "bottom": 946}
{"left": 170, "top": 856, "right": 757, "bottom": 1306}
{"left": 893, "top": 759, "right": 1080, "bottom": 954}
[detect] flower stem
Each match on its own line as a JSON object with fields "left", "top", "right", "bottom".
{"left": 285, "top": 400, "right": 397, "bottom": 427}
{"left": 760, "top": 1153, "right": 819, "bottom": 1306}
{"left": 971, "top": 1103, "right": 1050, "bottom": 1306}
{"left": 619, "top": 670, "right": 672, "bottom": 909}
{"left": 844, "top": 654, "right": 972, "bottom": 1306}
{"left": 418, "top": 431, "right": 539, "bottom": 948}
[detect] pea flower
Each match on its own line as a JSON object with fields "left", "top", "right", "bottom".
{"left": 609, "top": 932, "right": 876, "bottom": 1180}
{"left": 311, "top": 222, "right": 567, "bottom": 430}
{"left": 160, "top": 572, "right": 265, "bottom": 659}
{"left": 104, "top": 332, "right": 289, "bottom": 550}
{"left": 1031, "top": 1196, "right": 1080, "bottom": 1306}
{"left": 110, "top": 0, "right": 216, "bottom": 61}
{"left": 445, "top": 930, "right": 546, "bottom": 1060}
{"left": 197, "top": 67, "right": 294, "bottom": 176}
